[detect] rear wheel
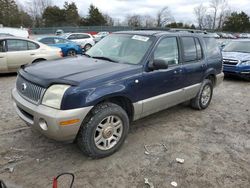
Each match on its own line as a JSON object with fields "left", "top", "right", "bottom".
{"left": 67, "top": 49, "right": 76, "bottom": 56}
{"left": 77, "top": 102, "right": 129, "bottom": 158}
{"left": 84, "top": 44, "right": 92, "bottom": 51}
{"left": 190, "top": 79, "right": 213, "bottom": 110}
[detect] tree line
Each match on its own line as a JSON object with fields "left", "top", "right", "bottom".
{"left": 0, "top": 0, "right": 249, "bottom": 32}
{"left": 194, "top": 0, "right": 250, "bottom": 32}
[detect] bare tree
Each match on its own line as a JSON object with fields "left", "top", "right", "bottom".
{"left": 203, "top": 14, "right": 213, "bottom": 29}
{"left": 156, "top": 6, "right": 174, "bottom": 27}
{"left": 143, "top": 15, "right": 156, "bottom": 27}
{"left": 217, "top": 0, "right": 230, "bottom": 29}
{"left": 26, "top": 0, "right": 52, "bottom": 26}
{"left": 126, "top": 14, "right": 143, "bottom": 27}
{"left": 103, "top": 14, "right": 114, "bottom": 26}
{"left": 210, "top": 0, "right": 230, "bottom": 30}
{"left": 194, "top": 4, "right": 207, "bottom": 29}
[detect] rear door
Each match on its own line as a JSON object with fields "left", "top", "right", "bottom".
{"left": 180, "top": 36, "right": 206, "bottom": 87}
{"left": 6, "top": 39, "right": 39, "bottom": 69}
{"left": 0, "top": 40, "right": 7, "bottom": 72}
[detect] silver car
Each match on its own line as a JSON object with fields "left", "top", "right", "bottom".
{"left": 0, "top": 37, "right": 63, "bottom": 73}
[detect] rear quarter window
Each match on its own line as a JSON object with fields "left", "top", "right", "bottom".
{"left": 203, "top": 37, "right": 221, "bottom": 59}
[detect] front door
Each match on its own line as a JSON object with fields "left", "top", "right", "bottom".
{"left": 141, "top": 37, "right": 185, "bottom": 117}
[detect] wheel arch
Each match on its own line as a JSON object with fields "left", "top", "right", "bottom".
{"left": 32, "top": 58, "right": 46, "bottom": 63}
{"left": 93, "top": 95, "right": 134, "bottom": 122}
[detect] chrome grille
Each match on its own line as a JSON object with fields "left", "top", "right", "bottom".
{"left": 16, "top": 75, "right": 45, "bottom": 104}
{"left": 223, "top": 59, "right": 239, "bottom": 66}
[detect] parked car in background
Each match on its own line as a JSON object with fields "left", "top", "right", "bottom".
{"left": 208, "top": 32, "right": 220, "bottom": 38}
{"left": 93, "top": 31, "right": 110, "bottom": 43}
{"left": 12, "top": 31, "right": 224, "bottom": 158}
{"left": 62, "top": 33, "right": 95, "bottom": 51}
{"left": 38, "top": 36, "right": 82, "bottom": 56}
{"left": 0, "top": 27, "right": 29, "bottom": 38}
{"left": 0, "top": 37, "right": 63, "bottom": 73}
{"left": 55, "top": 29, "right": 64, "bottom": 36}
{"left": 0, "top": 33, "right": 14, "bottom": 37}
{"left": 222, "top": 40, "right": 250, "bottom": 80}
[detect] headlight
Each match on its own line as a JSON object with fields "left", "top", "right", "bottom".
{"left": 42, "top": 85, "right": 70, "bottom": 109}
{"left": 241, "top": 61, "right": 250, "bottom": 66}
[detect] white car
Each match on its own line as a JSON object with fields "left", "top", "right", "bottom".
{"left": 0, "top": 37, "right": 63, "bottom": 73}
{"left": 62, "top": 33, "right": 95, "bottom": 51}
{"left": 0, "top": 26, "right": 29, "bottom": 38}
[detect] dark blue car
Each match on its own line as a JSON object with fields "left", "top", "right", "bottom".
{"left": 38, "top": 36, "right": 82, "bottom": 56}
{"left": 12, "top": 31, "right": 224, "bottom": 158}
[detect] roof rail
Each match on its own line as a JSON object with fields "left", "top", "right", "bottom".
{"left": 134, "top": 27, "right": 208, "bottom": 34}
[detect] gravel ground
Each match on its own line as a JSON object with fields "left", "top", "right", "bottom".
{"left": 0, "top": 74, "right": 249, "bottom": 188}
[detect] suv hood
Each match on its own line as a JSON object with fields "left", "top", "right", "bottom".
{"left": 222, "top": 51, "right": 250, "bottom": 61}
{"left": 20, "top": 56, "right": 139, "bottom": 88}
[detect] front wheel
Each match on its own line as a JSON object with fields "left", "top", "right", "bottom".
{"left": 190, "top": 79, "right": 213, "bottom": 110}
{"left": 77, "top": 102, "right": 129, "bottom": 158}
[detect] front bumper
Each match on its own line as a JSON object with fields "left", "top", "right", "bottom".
{"left": 223, "top": 65, "right": 250, "bottom": 78}
{"left": 215, "top": 72, "right": 224, "bottom": 86}
{"left": 12, "top": 88, "right": 92, "bottom": 142}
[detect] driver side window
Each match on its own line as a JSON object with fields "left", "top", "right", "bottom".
{"left": 154, "top": 37, "right": 179, "bottom": 66}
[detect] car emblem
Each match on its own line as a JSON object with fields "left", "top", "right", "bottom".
{"left": 21, "top": 83, "right": 27, "bottom": 92}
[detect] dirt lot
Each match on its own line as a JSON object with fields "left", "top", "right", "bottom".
{"left": 0, "top": 74, "right": 249, "bottom": 188}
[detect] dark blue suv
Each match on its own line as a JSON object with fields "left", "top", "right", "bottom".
{"left": 12, "top": 31, "right": 224, "bottom": 158}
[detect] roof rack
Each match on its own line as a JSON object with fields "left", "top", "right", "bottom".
{"left": 134, "top": 27, "right": 208, "bottom": 34}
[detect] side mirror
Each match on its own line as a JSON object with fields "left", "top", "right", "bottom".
{"left": 151, "top": 59, "right": 168, "bottom": 70}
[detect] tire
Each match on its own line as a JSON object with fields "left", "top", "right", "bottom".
{"left": 190, "top": 79, "right": 213, "bottom": 110}
{"left": 67, "top": 49, "right": 76, "bottom": 56}
{"left": 77, "top": 102, "right": 129, "bottom": 158}
{"left": 84, "top": 44, "right": 92, "bottom": 51}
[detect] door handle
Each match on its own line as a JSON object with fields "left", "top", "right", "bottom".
{"left": 30, "top": 54, "right": 35, "bottom": 56}
{"left": 201, "top": 64, "right": 206, "bottom": 68}
{"left": 0, "top": 56, "right": 4, "bottom": 58}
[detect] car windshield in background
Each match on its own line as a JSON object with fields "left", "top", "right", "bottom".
{"left": 86, "top": 34, "right": 154, "bottom": 64}
{"left": 223, "top": 41, "right": 250, "bottom": 53}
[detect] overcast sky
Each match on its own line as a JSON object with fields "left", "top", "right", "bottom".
{"left": 55, "top": 0, "right": 249, "bottom": 23}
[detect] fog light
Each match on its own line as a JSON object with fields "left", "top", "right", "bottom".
{"left": 39, "top": 118, "right": 48, "bottom": 131}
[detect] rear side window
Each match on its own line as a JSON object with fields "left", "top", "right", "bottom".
{"left": 28, "top": 42, "right": 39, "bottom": 50}
{"left": 204, "top": 37, "right": 221, "bottom": 59}
{"left": 55, "top": 38, "right": 67, "bottom": 44}
{"left": 181, "top": 37, "right": 197, "bottom": 62}
{"left": 68, "top": 34, "right": 77, "bottom": 40}
{"left": 40, "top": 38, "right": 55, "bottom": 44}
{"left": 7, "top": 39, "right": 28, "bottom": 51}
{"left": 77, "top": 34, "right": 90, "bottom": 39}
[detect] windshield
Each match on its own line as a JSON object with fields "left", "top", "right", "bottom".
{"left": 86, "top": 34, "right": 154, "bottom": 64}
{"left": 223, "top": 41, "right": 250, "bottom": 53}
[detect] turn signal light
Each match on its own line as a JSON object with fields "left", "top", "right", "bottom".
{"left": 59, "top": 119, "right": 80, "bottom": 126}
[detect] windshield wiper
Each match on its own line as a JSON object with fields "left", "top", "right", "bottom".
{"left": 92, "top": 56, "right": 118, "bottom": 63}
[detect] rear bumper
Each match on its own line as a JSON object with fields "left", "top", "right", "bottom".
{"left": 12, "top": 88, "right": 92, "bottom": 142}
{"left": 215, "top": 72, "right": 224, "bottom": 86}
